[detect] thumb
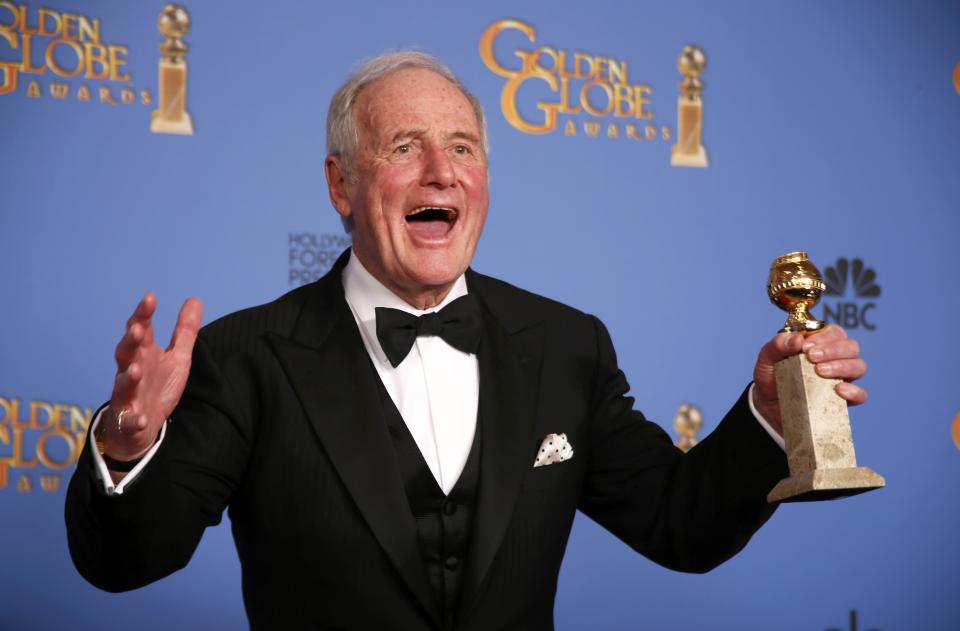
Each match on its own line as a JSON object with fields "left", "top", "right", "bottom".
{"left": 757, "top": 332, "right": 804, "bottom": 369}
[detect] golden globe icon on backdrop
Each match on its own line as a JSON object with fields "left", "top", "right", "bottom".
{"left": 150, "top": 4, "right": 194, "bottom": 135}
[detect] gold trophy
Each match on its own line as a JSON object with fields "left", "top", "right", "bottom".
{"left": 151, "top": 4, "right": 194, "bottom": 135}
{"left": 670, "top": 45, "right": 708, "bottom": 168}
{"left": 674, "top": 403, "right": 703, "bottom": 453}
{"left": 765, "top": 252, "right": 885, "bottom": 502}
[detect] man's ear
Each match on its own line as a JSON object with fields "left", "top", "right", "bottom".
{"left": 325, "top": 155, "right": 352, "bottom": 221}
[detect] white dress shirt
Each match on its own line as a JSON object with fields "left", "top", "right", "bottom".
{"left": 342, "top": 251, "right": 479, "bottom": 495}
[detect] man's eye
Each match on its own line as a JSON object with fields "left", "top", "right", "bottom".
{"left": 453, "top": 145, "right": 470, "bottom": 155}
{"left": 395, "top": 144, "right": 411, "bottom": 154}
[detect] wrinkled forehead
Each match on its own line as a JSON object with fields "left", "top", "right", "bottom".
{"left": 353, "top": 68, "right": 482, "bottom": 147}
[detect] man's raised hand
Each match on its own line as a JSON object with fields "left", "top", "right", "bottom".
{"left": 751, "top": 324, "right": 868, "bottom": 436}
{"left": 100, "top": 293, "right": 203, "bottom": 464}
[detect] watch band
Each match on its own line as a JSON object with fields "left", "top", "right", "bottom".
{"left": 101, "top": 452, "right": 144, "bottom": 472}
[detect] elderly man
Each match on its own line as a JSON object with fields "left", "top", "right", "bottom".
{"left": 66, "top": 52, "right": 867, "bottom": 630}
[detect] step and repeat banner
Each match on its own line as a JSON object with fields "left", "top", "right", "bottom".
{"left": 2, "top": 1, "right": 958, "bottom": 629}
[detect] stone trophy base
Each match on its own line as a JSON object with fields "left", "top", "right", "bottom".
{"left": 766, "top": 353, "right": 885, "bottom": 503}
{"left": 767, "top": 466, "right": 886, "bottom": 503}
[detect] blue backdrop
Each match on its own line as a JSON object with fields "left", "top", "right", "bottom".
{"left": 2, "top": 1, "right": 958, "bottom": 629}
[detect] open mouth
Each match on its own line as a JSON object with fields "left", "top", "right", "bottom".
{"left": 405, "top": 206, "right": 458, "bottom": 239}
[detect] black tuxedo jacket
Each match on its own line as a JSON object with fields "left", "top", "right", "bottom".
{"left": 66, "top": 251, "right": 788, "bottom": 630}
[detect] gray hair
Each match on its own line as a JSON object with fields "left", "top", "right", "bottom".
{"left": 326, "top": 51, "right": 489, "bottom": 180}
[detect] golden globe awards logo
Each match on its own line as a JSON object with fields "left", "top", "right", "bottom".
{"left": 0, "top": 3, "right": 150, "bottom": 105}
{"left": 0, "top": 2, "right": 194, "bottom": 134}
{"left": 479, "top": 19, "right": 709, "bottom": 167}
{"left": 479, "top": 19, "right": 669, "bottom": 143}
{"left": 0, "top": 395, "right": 92, "bottom": 493}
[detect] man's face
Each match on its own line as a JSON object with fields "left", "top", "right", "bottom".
{"left": 327, "top": 68, "right": 489, "bottom": 308}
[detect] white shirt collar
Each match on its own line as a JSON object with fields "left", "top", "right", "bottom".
{"left": 342, "top": 250, "right": 469, "bottom": 366}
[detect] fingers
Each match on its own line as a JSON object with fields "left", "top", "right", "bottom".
{"left": 112, "top": 360, "right": 142, "bottom": 406}
{"left": 806, "top": 323, "right": 848, "bottom": 343}
{"left": 801, "top": 325, "right": 866, "bottom": 381}
{"left": 126, "top": 292, "right": 157, "bottom": 330}
{"left": 802, "top": 325, "right": 853, "bottom": 361}
{"left": 836, "top": 382, "right": 868, "bottom": 405}
{"left": 168, "top": 297, "right": 203, "bottom": 354}
{"left": 116, "top": 293, "right": 157, "bottom": 368}
{"left": 114, "top": 321, "right": 144, "bottom": 367}
{"left": 136, "top": 292, "right": 157, "bottom": 347}
{"left": 815, "top": 357, "right": 867, "bottom": 380}
{"left": 803, "top": 338, "right": 859, "bottom": 363}
{"left": 795, "top": 324, "right": 869, "bottom": 402}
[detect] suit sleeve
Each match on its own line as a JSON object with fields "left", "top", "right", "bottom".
{"left": 65, "top": 333, "right": 254, "bottom": 592}
{"left": 577, "top": 315, "right": 789, "bottom": 573}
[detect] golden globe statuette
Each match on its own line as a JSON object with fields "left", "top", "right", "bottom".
{"left": 765, "top": 252, "right": 885, "bottom": 502}
{"left": 670, "top": 45, "right": 708, "bottom": 168}
{"left": 151, "top": 4, "right": 194, "bottom": 135}
{"left": 674, "top": 403, "right": 703, "bottom": 453}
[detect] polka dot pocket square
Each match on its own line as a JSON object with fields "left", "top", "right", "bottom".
{"left": 533, "top": 433, "right": 574, "bottom": 467}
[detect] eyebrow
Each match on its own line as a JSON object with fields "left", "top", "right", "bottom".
{"left": 448, "top": 131, "right": 481, "bottom": 145}
{"left": 389, "top": 129, "right": 425, "bottom": 144}
{"left": 387, "top": 129, "right": 481, "bottom": 145}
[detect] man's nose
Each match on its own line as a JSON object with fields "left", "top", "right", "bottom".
{"left": 419, "top": 144, "right": 456, "bottom": 188}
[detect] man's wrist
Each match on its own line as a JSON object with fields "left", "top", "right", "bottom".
{"left": 749, "top": 387, "right": 783, "bottom": 435}
{"left": 101, "top": 452, "right": 145, "bottom": 472}
{"left": 88, "top": 407, "right": 168, "bottom": 495}
{"left": 748, "top": 383, "right": 786, "bottom": 451}
{"left": 96, "top": 406, "right": 159, "bottom": 465}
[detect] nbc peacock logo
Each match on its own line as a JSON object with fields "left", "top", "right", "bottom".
{"left": 821, "top": 257, "right": 881, "bottom": 331}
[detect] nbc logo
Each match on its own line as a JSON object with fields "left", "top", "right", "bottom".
{"left": 821, "top": 257, "right": 881, "bottom": 331}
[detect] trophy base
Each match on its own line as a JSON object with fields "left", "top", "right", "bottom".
{"left": 670, "top": 144, "right": 708, "bottom": 168}
{"left": 151, "top": 110, "right": 194, "bottom": 135}
{"left": 767, "top": 466, "right": 885, "bottom": 503}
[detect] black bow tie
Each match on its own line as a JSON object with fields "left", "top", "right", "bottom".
{"left": 375, "top": 294, "right": 481, "bottom": 368}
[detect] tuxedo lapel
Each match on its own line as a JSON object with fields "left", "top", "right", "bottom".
{"left": 266, "top": 255, "right": 439, "bottom": 626}
{"left": 459, "top": 272, "right": 545, "bottom": 617}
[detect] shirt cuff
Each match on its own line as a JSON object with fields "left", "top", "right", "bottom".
{"left": 88, "top": 408, "right": 168, "bottom": 496}
{"left": 747, "top": 383, "right": 785, "bottom": 451}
